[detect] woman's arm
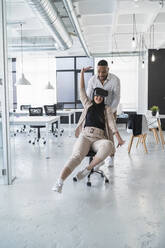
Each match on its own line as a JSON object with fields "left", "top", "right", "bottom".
{"left": 80, "top": 67, "right": 92, "bottom": 107}
{"left": 114, "top": 131, "right": 125, "bottom": 147}
{"left": 80, "top": 67, "right": 92, "bottom": 89}
{"left": 106, "top": 106, "right": 125, "bottom": 147}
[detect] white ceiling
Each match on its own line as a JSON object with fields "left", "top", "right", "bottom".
{"left": 6, "top": 0, "right": 165, "bottom": 57}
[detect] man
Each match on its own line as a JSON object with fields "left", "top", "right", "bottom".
{"left": 86, "top": 59, "right": 120, "bottom": 167}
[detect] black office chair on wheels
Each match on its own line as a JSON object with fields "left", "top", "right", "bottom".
{"left": 44, "top": 104, "right": 64, "bottom": 137}
{"left": 28, "top": 107, "right": 46, "bottom": 145}
{"left": 73, "top": 149, "right": 109, "bottom": 187}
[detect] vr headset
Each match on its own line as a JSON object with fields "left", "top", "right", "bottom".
{"left": 93, "top": 87, "right": 108, "bottom": 98}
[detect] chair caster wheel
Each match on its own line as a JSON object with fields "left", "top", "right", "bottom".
{"left": 29, "top": 141, "right": 31, "bottom": 143}
{"left": 43, "top": 141, "right": 46, "bottom": 145}
{"left": 73, "top": 177, "right": 77, "bottom": 182}
{"left": 32, "top": 142, "right": 35, "bottom": 145}
{"left": 87, "top": 182, "right": 91, "bottom": 187}
{"left": 105, "top": 179, "right": 109, "bottom": 183}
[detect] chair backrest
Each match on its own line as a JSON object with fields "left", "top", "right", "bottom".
{"left": 29, "top": 107, "right": 43, "bottom": 116}
{"left": 20, "top": 104, "right": 31, "bottom": 110}
{"left": 44, "top": 104, "right": 56, "bottom": 116}
{"left": 56, "top": 102, "right": 64, "bottom": 110}
{"left": 145, "top": 110, "right": 158, "bottom": 128}
{"left": 127, "top": 113, "right": 148, "bottom": 136}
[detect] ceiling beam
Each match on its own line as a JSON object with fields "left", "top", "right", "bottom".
{"left": 143, "top": 5, "right": 161, "bottom": 33}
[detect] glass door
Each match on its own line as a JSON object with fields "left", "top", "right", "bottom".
{"left": 0, "top": 0, "right": 14, "bottom": 184}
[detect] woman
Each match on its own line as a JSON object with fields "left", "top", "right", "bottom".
{"left": 52, "top": 67, "right": 125, "bottom": 193}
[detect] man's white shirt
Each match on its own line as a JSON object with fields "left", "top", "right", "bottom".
{"left": 86, "top": 73, "right": 120, "bottom": 113}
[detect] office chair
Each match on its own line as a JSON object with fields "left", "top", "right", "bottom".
{"left": 146, "top": 110, "right": 160, "bottom": 144}
{"left": 56, "top": 102, "right": 64, "bottom": 110}
{"left": 20, "top": 104, "right": 31, "bottom": 110}
{"left": 127, "top": 113, "right": 148, "bottom": 153}
{"left": 28, "top": 107, "right": 46, "bottom": 145}
{"left": 44, "top": 104, "right": 64, "bottom": 137}
{"left": 73, "top": 149, "right": 109, "bottom": 187}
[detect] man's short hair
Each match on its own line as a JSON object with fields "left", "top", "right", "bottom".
{"left": 97, "top": 60, "right": 108, "bottom": 66}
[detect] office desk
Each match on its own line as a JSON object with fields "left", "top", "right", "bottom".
{"left": 12, "top": 116, "right": 60, "bottom": 158}
{"left": 57, "top": 110, "right": 75, "bottom": 136}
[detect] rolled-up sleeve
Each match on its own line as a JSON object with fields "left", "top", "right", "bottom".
{"left": 106, "top": 107, "right": 118, "bottom": 134}
{"left": 86, "top": 77, "right": 94, "bottom": 100}
{"left": 80, "top": 88, "right": 91, "bottom": 108}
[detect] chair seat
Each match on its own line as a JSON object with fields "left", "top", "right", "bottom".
{"left": 86, "top": 150, "right": 96, "bottom": 157}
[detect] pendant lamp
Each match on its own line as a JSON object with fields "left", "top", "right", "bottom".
{"left": 17, "top": 24, "right": 31, "bottom": 85}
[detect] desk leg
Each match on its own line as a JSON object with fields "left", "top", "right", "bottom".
{"left": 57, "top": 119, "right": 61, "bottom": 147}
{"left": 46, "top": 123, "right": 50, "bottom": 159}
{"left": 157, "top": 118, "right": 165, "bottom": 148}
{"left": 74, "top": 112, "right": 76, "bottom": 124}
{"left": 69, "top": 114, "right": 71, "bottom": 137}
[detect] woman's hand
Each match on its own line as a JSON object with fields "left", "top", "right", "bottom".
{"left": 115, "top": 131, "right": 125, "bottom": 148}
{"left": 81, "top": 66, "right": 93, "bottom": 73}
{"left": 116, "top": 139, "right": 125, "bottom": 148}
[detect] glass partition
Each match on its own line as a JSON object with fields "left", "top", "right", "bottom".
{"left": 0, "top": 0, "right": 11, "bottom": 184}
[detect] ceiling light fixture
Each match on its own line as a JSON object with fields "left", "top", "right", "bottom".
{"left": 141, "top": 34, "right": 145, "bottom": 69}
{"left": 132, "top": 14, "right": 136, "bottom": 49}
{"left": 45, "top": 56, "right": 54, "bottom": 90}
{"left": 16, "top": 24, "right": 31, "bottom": 85}
{"left": 45, "top": 81, "right": 54, "bottom": 90}
{"left": 151, "top": 24, "right": 156, "bottom": 62}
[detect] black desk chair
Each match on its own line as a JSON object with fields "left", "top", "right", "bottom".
{"left": 56, "top": 102, "right": 64, "bottom": 110}
{"left": 127, "top": 113, "right": 148, "bottom": 153}
{"left": 20, "top": 104, "right": 31, "bottom": 110}
{"left": 44, "top": 104, "right": 64, "bottom": 137}
{"left": 28, "top": 107, "right": 46, "bottom": 145}
{"left": 73, "top": 149, "right": 109, "bottom": 187}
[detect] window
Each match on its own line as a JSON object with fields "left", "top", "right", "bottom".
{"left": 56, "top": 56, "right": 94, "bottom": 109}
{"left": 57, "top": 71, "right": 75, "bottom": 102}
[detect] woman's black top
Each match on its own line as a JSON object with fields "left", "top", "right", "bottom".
{"left": 84, "top": 102, "right": 105, "bottom": 130}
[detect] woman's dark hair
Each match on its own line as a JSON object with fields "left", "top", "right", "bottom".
{"left": 97, "top": 60, "right": 108, "bottom": 66}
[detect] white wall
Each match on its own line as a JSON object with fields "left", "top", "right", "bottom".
{"left": 16, "top": 55, "right": 56, "bottom": 108}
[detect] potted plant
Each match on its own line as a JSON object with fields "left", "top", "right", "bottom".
{"left": 150, "top": 105, "right": 159, "bottom": 116}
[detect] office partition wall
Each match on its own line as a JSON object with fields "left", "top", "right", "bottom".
{"left": 0, "top": 0, "right": 13, "bottom": 184}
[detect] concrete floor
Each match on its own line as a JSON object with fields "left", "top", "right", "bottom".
{"left": 0, "top": 125, "right": 165, "bottom": 248}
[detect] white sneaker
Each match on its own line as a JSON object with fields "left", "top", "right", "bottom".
{"left": 76, "top": 168, "right": 90, "bottom": 180}
{"left": 52, "top": 182, "right": 63, "bottom": 193}
{"left": 105, "top": 156, "right": 114, "bottom": 168}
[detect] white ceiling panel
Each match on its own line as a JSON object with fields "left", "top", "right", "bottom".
{"left": 155, "top": 12, "right": 165, "bottom": 23}
{"left": 117, "top": 14, "right": 148, "bottom": 25}
{"left": 78, "top": 0, "right": 116, "bottom": 15}
{"left": 83, "top": 26, "right": 112, "bottom": 34}
{"left": 81, "top": 14, "right": 113, "bottom": 26}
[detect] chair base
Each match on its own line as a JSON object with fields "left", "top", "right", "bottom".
{"left": 73, "top": 168, "right": 109, "bottom": 186}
